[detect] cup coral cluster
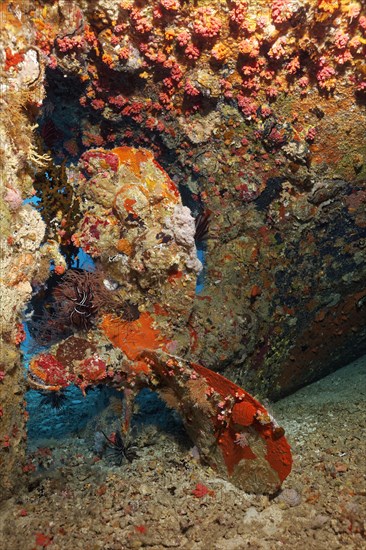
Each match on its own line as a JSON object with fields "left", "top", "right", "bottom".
{"left": 29, "top": 0, "right": 366, "bottom": 125}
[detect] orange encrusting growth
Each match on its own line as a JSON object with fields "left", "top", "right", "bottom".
{"left": 189, "top": 360, "right": 292, "bottom": 483}
{"left": 112, "top": 146, "right": 180, "bottom": 199}
{"left": 116, "top": 238, "right": 133, "bottom": 255}
{"left": 123, "top": 198, "right": 137, "bottom": 215}
{"left": 232, "top": 401, "right": 257, "bottom": 426}
{"left": 100, "top": 312, "right": 167, "bottom": 361}
{"left": 265, "top": 436, "right": 293, "bottom": 483}
{"left": 112, "top": 146, "right": 152, "bottom": 176}
{"left": 192, "top": 361, "right": 258, "bottom": 402}
{"left": 217, "top": 427, "right": 257, "bottom": 475}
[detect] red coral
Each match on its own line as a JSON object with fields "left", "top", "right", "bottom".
{"left": 170, "top": 63, "right": 183, "bottom": 83}
{"left": 35, "top": 23, "right": 55, "bottom": 55}
{"left": 4, "top": 48, "right": 24, "bottom": 71}
{"left": 237, "top": 95, "right": 258, "bottom": 117}
{"left": 159, "top": 92, "right": 174, "bottom": 109}
{"left": 130, "top": 8, "right": 153, "bottom": 34}
{"left": 268, "top": 36, "right": 287, "bottom": 59}
{"left": 286, "top": 56, "right": 300, "bottom": 75}
{"left": 56, "top": 35, "right": 85, "bottom": 53}
{"left": 260, "top": 105, "right": 272, "bottom": 118}
{"left": 185, "top": 43, "right": 200, "bottom": 60}
{"left": 266, "top": 86, "right": 279, "bottom": 99}
{"left": 47, "top": 55, "right": 58, "bottom": 69}
{"left": 193, "top": 7, "right": 222, "bottom": 38}
{"left": 229, "top": 0, "right": 248, "bottom": 28}
{"left": 76, "top": 355, "right": 108, "bottom": 388}
{"left": 30, "top": 354, "right": 69, "bottom": 388}
{"left": 271, "top": 0, "right": 292, "bottom": 24}
{"left": 239, "top": 38, "right": 260, "bottom": 58}
{"left": 14, "top": 323, "right": 26, "bottom": 346}
{"left": 334, "top": 31, "right": 349, "bottom": 49}
{"left": 91, "top": 98, "right": 105, "bottom": 110}
{"left": 160, "top": 0, "right": 180, "bottom": 11}
{"left": 176, "top": 31, "right": 190, "bottom": 47}
{"left": 192, "top": 483, "right": 215, "bottom": 498}
{"left": 335, "top": 50, "right": 352, "bottom": 65}
{"left": 185, "top": 80, "right": 200, "bottom": 96}
{"left": 355, "top": 80, "right": 366, "bottom": 92}
{"left": 118, "top": 47, "right": 130, "bottom": 60}
{"left": 316, "top": 58, "right": 336, "bottom": 89}
{"left": 297, "top": 75, "right": 309, "bottom": 88}
{"left": 109, "top": 94, "right": 128, "bottom": 108}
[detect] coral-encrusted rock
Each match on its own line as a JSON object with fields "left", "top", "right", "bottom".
{"left": 0, "top": 206, "right": 45, "bottom": 332}
{"left": 70, "top": 146, "right": 201, "bottom": 349}
{"left": 0, "top": 6, "right": 48, "bottom": 502}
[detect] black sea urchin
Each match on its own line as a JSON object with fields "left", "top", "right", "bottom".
{"left": 102, "top": 430, "right": 137, "bottom": 465}
{"left": 38, "top": 389, "right": 68, "bottom": 410}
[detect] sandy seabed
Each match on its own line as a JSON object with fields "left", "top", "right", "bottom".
{"left": 0, "top": 356, "right": 365, "bottom": 550}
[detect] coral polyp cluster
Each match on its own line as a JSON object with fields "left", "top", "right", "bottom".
{"left": 30, "top": 0, "right": 366, "bottom": 121}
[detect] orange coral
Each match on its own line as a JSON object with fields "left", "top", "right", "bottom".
{"left": 211, "top": 42, "right": 231, "bottom": 62}
{"left": 112, "top": 147, "right": 180, "bottom": 200}
{"left": 100, "top": 312, "right": 165, "bottom": 361}
{"left": 4, "top": 48, "right": 24, "bottom": 71}
{"left": 116, "top": 238, "right": 133, "bottom": 255}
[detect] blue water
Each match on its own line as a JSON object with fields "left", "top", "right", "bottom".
{"left": 196, "top": 248, "right": 206, "bottom": 294}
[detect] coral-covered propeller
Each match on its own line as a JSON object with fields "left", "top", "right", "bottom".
{"left": 28, "top": 320, "right": 292, "bottom": 494}
{"left": 27, "top": 146, "right": 292, "bottom": 494}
